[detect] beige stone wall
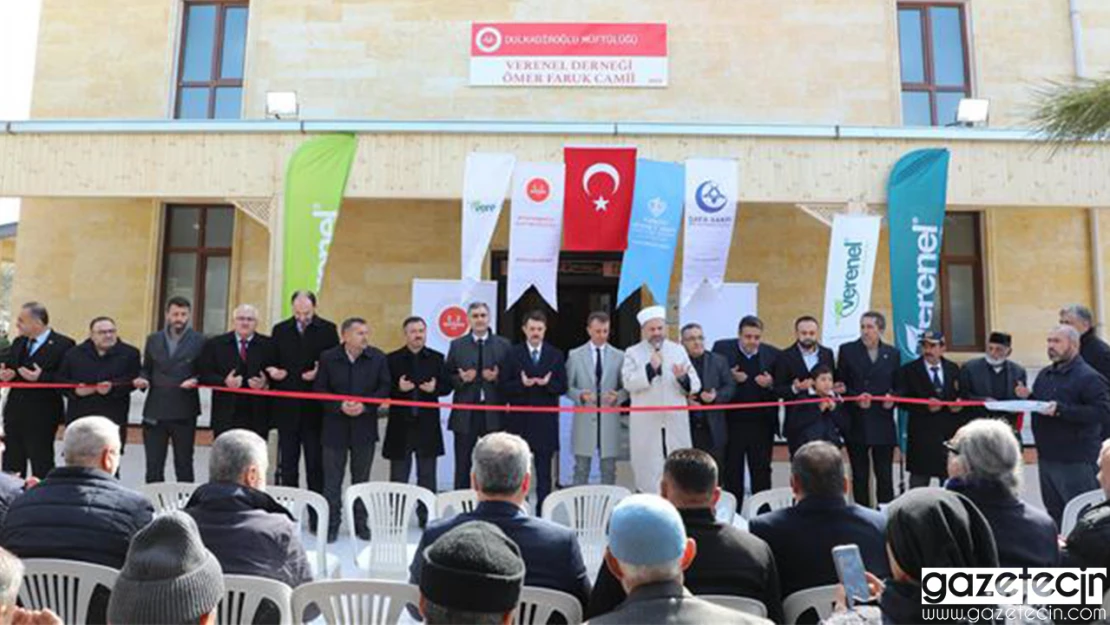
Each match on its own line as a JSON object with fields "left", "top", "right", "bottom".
{"left": 231, "top": 214, "right": 273, "bottom": 330}
{"left": 31, "top": 0, "right": 178, "bottom": 117}
{"left": 29, "top": 0, "right": 1101, "bottom": 127}
{"left": 10, "top": 198, "right": 159, "bottom": 346}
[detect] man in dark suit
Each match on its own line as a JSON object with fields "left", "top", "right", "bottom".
{"left": 711, "top": 316, "right": 779, "bottom": 505}
{"left": 0, "top": 301, "right": 76, "bottom": 478}
{"left": 501, "top": 310, "right": 567, "bottom": 514}
{"left": 959, "top": 331, "right": 1028, "bottom": 434}
{"left": 836, "top": 311, "right": 900, "bottom": 507}
{"left": 385, "top": 316, "right": 451, "bottom": 524}
{"left": 313, "top": 317, "right": 391, "bottom": 543}
{"left": 267, "top": 291, "right": 338, "bottom": 494}
{"left": 681, "top": 324, "right": 735, "bottom": 471}
{"left": 58, "top": 316, "right": 141, "bottom": 457}
{"left": 588, "top": 448, "right": 783, "bottom": 622}
{"left": 774, "top": 316, "right": 838, "bottom": 457}
{"left": 749, "top": 441, "right": 889, "bottom": 599}
{"left": 133, "top": 296, "right": 205, "bottom": 483}
{"left": 198, "top": 304, "right": 277, "bottom": 439}
{"left": 444, "top": 302, "right": 512, "bottom": 489}
{"left": 898, "top": 331, "right": 964, "bottom": 488}
{"left": 1060, "top": 304, "right": 1110, "bottom": 440}
{"left": 410, "top": 432, "right": 591, "bottom": 613}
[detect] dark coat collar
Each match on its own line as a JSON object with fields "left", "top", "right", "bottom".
{"left": 625, "top": 580, "right": 686, "bottom": 603}
{"left": 186, "top": 481, "right": 294, "bottom": 521}
{"left": 473, "top": 500, "right": 528, "bottom": 518}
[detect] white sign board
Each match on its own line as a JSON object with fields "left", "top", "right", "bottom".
{"left": 411, "top": 279, "right": 499, "bottom": 354}
{"left": 678, "top": 282, "right": 758, "bottom": 346}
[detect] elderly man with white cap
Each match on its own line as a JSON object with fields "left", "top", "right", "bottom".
{"left": 594, "top": 494, "right": 768, "bottom": 624}
{"left": 621, "top": 306, "right": 701, "bottom": 494}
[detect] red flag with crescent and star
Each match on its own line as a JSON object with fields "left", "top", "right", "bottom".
{"left": 562, "top": 146, "right": 637, "bottom": 251}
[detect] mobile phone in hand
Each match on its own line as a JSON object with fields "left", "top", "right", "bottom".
{"left": 832, "top": 544, "right": 870, "bottom": 608}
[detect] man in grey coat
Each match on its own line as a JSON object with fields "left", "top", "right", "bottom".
{"left": 567, "top": 312, "right": 628, "bottom": 485}
{"left": 681, "top": 323, "right": 735, "bottom": 471}
{"left": 444, "top": 302, "right": 512, "bottom": 489}
{"left": 133, "top": 296, "right": 206, "bottom": 483}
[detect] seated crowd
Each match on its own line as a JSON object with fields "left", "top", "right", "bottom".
{"left": 0, "top": 417, "right": 1107, "bottom": 624}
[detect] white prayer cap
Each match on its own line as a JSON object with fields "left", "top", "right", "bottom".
{"left": 636, "top": 306, "right": 666, "bottom": 326}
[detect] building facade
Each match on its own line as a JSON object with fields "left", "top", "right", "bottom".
{"left": 1, "top": 0, "right": 1109, "bottom": 368}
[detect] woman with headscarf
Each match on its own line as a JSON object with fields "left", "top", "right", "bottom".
{"left": 824, "top": 487, "right": 1000, "bottom": 624}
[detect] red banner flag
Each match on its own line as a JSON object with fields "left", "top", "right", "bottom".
{"left": 562, "top": 146, "right": 637, "bottom": 251}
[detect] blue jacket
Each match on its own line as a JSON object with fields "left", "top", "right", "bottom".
{"left": 1031, "top": 355, "right": 1110, "bottom": 464}
{"left": 749, "top": 494, "right": 889, "bottom": 598}
{"left": 409, "top": 501, "right": 591, "bottom": 611}
{"left": 946, "top": 478, "right": 1058, "bottom": 567}
{"left": 500, "top": 343, "right": 568, "bottom": 452}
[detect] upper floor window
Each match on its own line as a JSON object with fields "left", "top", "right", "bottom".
{"left": 897, "top": 3, "right": 970, "bottom": 126}
{"left": 175, "top": 1, "right": 248, "bottom": 119}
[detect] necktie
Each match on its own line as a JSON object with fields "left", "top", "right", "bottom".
{"left": 239, "top": 339, "right": 248, "bottom": 363}
{"left": 531, "top": 348, "right": 540, "bottom": 365}
{"left": 411, "top": 351, "right": 420, "bottom": 417}
{"left": 930, "top": 366, "right": 942, "bottom": 393}
{"left": 476, "top": 338, "right": 485, "bottom": 401}
{"left": 595, "top": 347, "right": 604, "bottom": 406}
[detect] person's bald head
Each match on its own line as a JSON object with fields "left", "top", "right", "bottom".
{"left": 1098, "top": 440, "right": 1110, "bottom": 497}
{"left": 1047, "top": 325, "right": 1081, "bottom": 364}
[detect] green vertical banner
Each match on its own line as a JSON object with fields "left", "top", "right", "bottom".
{"left": 282, "top": 134, "right": 358, "bottom": 318}
{"left": 888, "top": 147, "right": 949, "bottom": 451}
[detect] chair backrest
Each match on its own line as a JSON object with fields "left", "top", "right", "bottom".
{"left": 435, "top": 489, "right": 480, "bottom": 518}
{"left": 139, "top": 482, "right": 199, "bottom": 515}
{"left": 740, "top": 487, "right": 795, "bottom": 520}
{"left": 1062, "top": 489, "right": 1107, "bottom": 536}
{"left": 700, "top": 594, "right": 768, "bottom": 618}
{"left": 783, "top": 584, "right": 838, "bottom": 624}
{"left": 268, "top": 485, "right": 331, "bottom": 578}
{"left": 541, "top": 485, "right": 630, "bottom": 576}
{"left": 516, "top": 586, "right": 583, "bottom": 625}
{"left": 217, "top": 575, "right": 292, "bottom": 625}
{"left": 716, "top": 490, "right": 738, "bottom": 524}
{"left": 344, "top": 482, "right": 436, "bottom": 577}
{"left": 290, "top": 580, "right": 419, "bottom": 625}
{"left": 18, "top": 559, "right": 119, "bottom": 625}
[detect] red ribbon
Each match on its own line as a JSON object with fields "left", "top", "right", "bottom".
{"left": 0, "top": 381, "right": 987, "bottom": 415}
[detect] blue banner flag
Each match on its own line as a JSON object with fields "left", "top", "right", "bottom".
{"left": 617, "top": 160, "right": 685, "bottom": 305}
{"left": 887, "top": 148, "right": 950, "bottom": 451}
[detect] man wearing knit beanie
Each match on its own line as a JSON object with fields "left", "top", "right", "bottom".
{"left": 418, "top": 521, "right": 525, "bottom": 625}
{"left": 107, "top": 511, "right": 225, "bottom": 625}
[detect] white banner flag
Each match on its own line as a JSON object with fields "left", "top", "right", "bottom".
{"left": 507, "top": 162, "right": 565, "bottom": 310}
{"left": 411, "top": 279, "right": 499, "bottom": 355}
{"left": 679, "top": 282, "right": 759, "bottom": 347}
{"left": 461, "top": 153, "right": 516, "bottom": 283}
{"left": 681, "top": 158, "right": 739, "bottom": 306}
{"left": 821, "top": 214, "right": 882, "bottom": 352}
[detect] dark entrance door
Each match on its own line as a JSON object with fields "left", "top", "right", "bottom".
{"left": 491, "top": 252, "right": 641, "bottom": 353}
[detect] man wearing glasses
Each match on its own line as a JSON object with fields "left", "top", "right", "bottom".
{"left": 199, "top": 304, "right": 277, "bottom": 438}
{"left": 58, "top": 316, "right": 142, "bottom": 461}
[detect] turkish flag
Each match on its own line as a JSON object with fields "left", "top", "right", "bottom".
{"left": 563, "top": 146, "right": 637, "bottom": 251}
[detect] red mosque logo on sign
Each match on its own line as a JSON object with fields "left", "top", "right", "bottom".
{"left": 438, "top": 306, "right": 470, "bottom": 339}
{"left": 526, "top": 178, "right": 550, "bottom": 203}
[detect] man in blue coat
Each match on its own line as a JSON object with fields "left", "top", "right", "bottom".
{"left": 500, "top": 310, "right": 567, "bottom": 514}
{"left": 409, "top": 432, "right": 591, "bottom": 613}
{"left": 1028, "top": 325, "right": 1110, "bottom": 526}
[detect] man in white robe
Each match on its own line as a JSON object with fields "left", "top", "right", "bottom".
{"left": 621, "top": 305, "right": 701, "bottom": 493}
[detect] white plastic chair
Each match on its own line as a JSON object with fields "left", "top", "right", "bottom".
{"left": 290, "top": 579, "right": 419, "bottom": 625}
{"left": 516, "top": 586, "right": 583, "bottom": 624}
{"left": 783, "top": 584, "right": 838, "bottom": 624}
{"left": 541, "top": 485, "right": 630, "bottom": 578}
{"left": 217, "top": 575, "right": 292, "bottom": 625}
{"left": 740, "top": 487, "right": 795, "bottom": 520}
{"left": 716, "top": 490, "right": 738, "bottom": 524}
{"left": 18, "top": 559, "right": 119, "bottom": 625}
{"left": 139, "top": 481, "right": 199, "bottom": 515}
{"left": 700, "top": 594, "right": 768, "bottom": 618}
{"left": 268, "top": 485, "right": 340, "bottom": 579}
{"left": 344, "top": 482, "right": 436, "bottom": 580}
{"left": 1061, "top": 488, "right": 1107, "bottom": 536}
{"left": 435, "top": 488, "right": 480, "bottom": 518}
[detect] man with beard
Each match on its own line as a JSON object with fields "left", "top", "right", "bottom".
{"left": 1059, "top": 304, "right": 1110, "bottom": 440}
{"left": 959, "top": 331, "right": 1028, "bottom": 436}
{"left": 621, "top": 306, "right": 700, "bottom": 494}
{"left": 774, "top": 316, "right": 837, "bottom": 457}
{"left": 133, "top": 296, "right": 205, "bottom": 483}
